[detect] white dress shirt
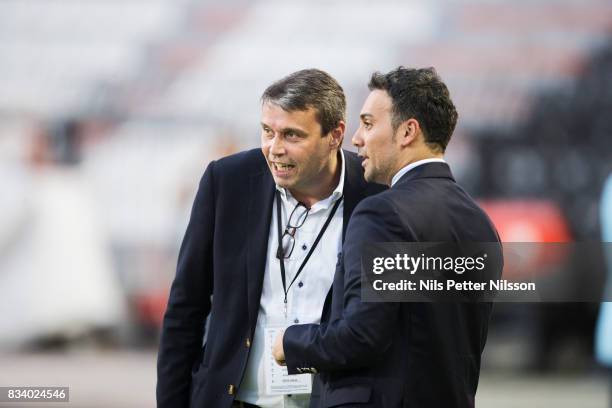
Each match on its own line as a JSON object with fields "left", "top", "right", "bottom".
{"left": 391, "top": 158, "right": 446, "bottom": 187}
{"left": 236, "top": 151, "right": 346, "bottom": 408}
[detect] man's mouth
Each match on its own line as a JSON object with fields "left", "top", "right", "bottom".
{"left": 272, "top": 162, "right": 295, "bottom": 172}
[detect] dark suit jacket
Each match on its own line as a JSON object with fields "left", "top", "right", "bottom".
{"left": 283, "top": 162, "right": 502, "bottom": 408}
{"left": 157, "top": 148, "right": 385, "bottom": 408}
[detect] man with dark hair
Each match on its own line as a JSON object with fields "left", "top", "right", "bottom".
{"left": 273, "top": 67, "right": 501, "bottom": 407}
{"left": 157, "top": 68, "right": 384, "bottom": 408}
{"left": 367, "top": 67, "right": 458, "bottom": 153}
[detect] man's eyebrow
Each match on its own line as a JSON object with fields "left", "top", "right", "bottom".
{"left": 260, "top": 124, "right": 308, "bottom": 136}
{"left": 281, "top": 127, "right": 308, "bottom": 136}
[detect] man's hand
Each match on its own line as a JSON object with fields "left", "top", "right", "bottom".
{"left": 272, "top": 329, "right": 286, "bottom": 366}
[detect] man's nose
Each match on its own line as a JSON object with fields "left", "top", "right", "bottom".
{"left": 270, "top": 134, "right": 286, "bottom": 156}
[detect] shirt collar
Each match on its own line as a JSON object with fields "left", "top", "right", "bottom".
{"left": 390, "top": 158, "right": 446, "bottom": 187}
{"left": 276, "top": 149, "right": 345, "bottom": 209}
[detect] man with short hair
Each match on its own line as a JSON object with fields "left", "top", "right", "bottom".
{"left": 274, "top": 67, "right": 501, "bottom": 408}
{"left": 157, "top": 68, "right": 384, "bottom": 408}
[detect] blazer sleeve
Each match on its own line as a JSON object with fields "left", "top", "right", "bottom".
{"left": 283, "top": 196, "right": 407, "bottom": 373}
{"left": 157, "top": 161, "right": 216, "bottom": 407}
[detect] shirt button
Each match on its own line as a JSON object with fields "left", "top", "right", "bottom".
{"left": 246, "top": 337, "right": 251, "bottom": 348}
{"left": 228, "top": 384, "right": 236, "bottom": 395}
{"left": 298, "top": 281, "right": 304, "bottom": 288}
{"left": 302, "top": 244, "right": 307, "bottom": 250}
{"left": 294, "top": 318, "right": 299, "bottom": 324}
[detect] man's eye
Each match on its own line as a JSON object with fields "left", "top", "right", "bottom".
{"left": 364, "top": 122, "right": 372, "bottom": 130}
{"left": 263, "top": 128, "right": 273, "bottom": 137}
{"left": 285, "top": 132, "right": 298, "bottom": 139}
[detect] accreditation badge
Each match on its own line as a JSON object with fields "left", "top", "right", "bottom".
{"left": 263, "top": 326, "right": 312, "bottom": 395}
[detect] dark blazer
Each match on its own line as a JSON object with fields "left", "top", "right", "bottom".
{"left": 157, "top": 148, "right": 385, "bottom": 408}
{"left": 283, "top": 162, "right": 502, "bottom": 408}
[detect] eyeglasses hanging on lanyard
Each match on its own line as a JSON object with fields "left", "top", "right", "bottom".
{"left": 275, "top": 191, "right": 343, "bottom": 318}
{"left": 276, "top": 200, "right": 309, "bottom": 260}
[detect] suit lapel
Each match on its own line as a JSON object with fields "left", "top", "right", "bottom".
{"left": 341, "top": 151, "right": 366, "bottom": 241}
{"left": 246, "top": 169, "right": 275, "bottom": 331}
{"left": 321, "top": 150, "right": 365, "bottom": 320}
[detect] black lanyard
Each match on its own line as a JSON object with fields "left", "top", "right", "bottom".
{"left": 276, "top": 190, "right": 343, "bottom": 317}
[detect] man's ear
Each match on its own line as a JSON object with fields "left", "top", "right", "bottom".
{"left": 398, "top": 118, "right": 420, "bottom": 148}
{"left": 329, "top": 121, "right": 345, "bottom": 148}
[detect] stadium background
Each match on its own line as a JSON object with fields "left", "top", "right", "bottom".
{"left": 0, "top": 0, "right": 611, "bottom": 406}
